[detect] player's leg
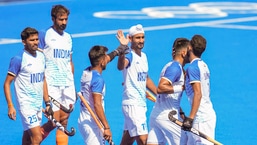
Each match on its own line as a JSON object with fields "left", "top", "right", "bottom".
{"left": 28, "top": 126, "right": 43, "bottom": 145}
{"left": 120, "top": 130, "right": 136, "bottom": 145}
{"left": 78, "top": 119, "right": 104, "bottom": 144}
{"left": 121, "top": 105, "right": 148, "bottom": 145}
{"left": 41, "top": 119, "right": 55, "bottom": 141}
{"left": 20, "top": 109, "right": 42, "bottom": 145}
{"left": 56, "top": 110, "right": 69, "bottom": 145}
{"left": 56, "top": 86, "right": 76, "bottom": 145}
{"left": 22, "top": 130, "right": 31, "bottom": 145}
{"left": 147, "top": 116, "right": 166, "bottom": 145}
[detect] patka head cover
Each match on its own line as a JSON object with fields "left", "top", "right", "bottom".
{"left": 129, "top": 24, "right": 144, "bottom": 36}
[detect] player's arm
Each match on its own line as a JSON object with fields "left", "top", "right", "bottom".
{"left": 188, "top": 82, "right": 202, "bottom": 119}
{"left": 117, "top": 54, "right": 129, "bottom": 70}
{"left": 146, "top": 76, "right": 157, "bottom": 95}
{"left": 3, "top": 74, "right": 16, "bottom": 120}
{"left": 92, "top": 93, "right": 112, "bottom": 141}
{"left": 70, "top": 54, "right": 74, "bottom": 74}
{"left": 157, "top": 78, "right": 174, "bottom": 94}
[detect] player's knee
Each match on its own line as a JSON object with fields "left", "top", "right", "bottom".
{"left": 60, "top": 115, "right": 69, "bottom": 127}
{"left": 31, "top": 134, "right": 43, "bottom": 144}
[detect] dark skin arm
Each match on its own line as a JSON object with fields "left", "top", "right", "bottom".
{"left": 93, "top": 93, "right": 112, "bottom": 143}
{"left": 3, "top": 74, "right": 16, "bottom": 120}
{"left": 146, "top": 76, "right": 157, "bottom": 95}
{"left": 188, "top": 82, "right": 202, "bottom": 119}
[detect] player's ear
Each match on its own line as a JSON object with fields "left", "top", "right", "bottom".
{"left": 22, "top": 40, "right": 26, "bottom": 46}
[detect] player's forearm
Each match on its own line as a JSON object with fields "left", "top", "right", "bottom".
{"left": 43, "top": 78, "right": 50, "bottom": 102}
{"left": 189, "top": 94, "right": 201, "bottom": 119}
{"left": 146, "top": 77, "right": 157, "bottom": 95}
{"left": 117, "top": 55, "right": 126, "bottom": 70}
{"left": 4, "top": 77, "right": 14, "bottom": 107}
{"left": 94, "top": 103, "right": 110, "bottom": 128}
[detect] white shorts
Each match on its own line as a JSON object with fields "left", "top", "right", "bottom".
{"left": 48, "top": 85, "right": 76, "bottom": 111}
{"left": 187, "top": 118, "right": 216, "bottom": 145}
{"left": 78, "top": 118, "right": 105, "bottom": 145}
{"left": 122, "top": 105, "right": 148, "bottom": 137}
{"left": 147, "top": 117, "right": 187, "bottom": 145}
{"left": 19, "top": 108, "right": 42, "bottom": 131}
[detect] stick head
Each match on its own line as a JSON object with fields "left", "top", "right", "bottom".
{"left": 168, "top": 110, "right": 177, "bottom": 122}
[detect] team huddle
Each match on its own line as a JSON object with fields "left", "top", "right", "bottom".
{"left": 3, "top": 4, "right": 218, "bottom": 145}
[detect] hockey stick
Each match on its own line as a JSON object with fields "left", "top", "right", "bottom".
{"left": 168, "top": 110, "right": 222, "bottom": 145}
{"left": 77, "top": 92, "right": 115, "bottom": 145}
{"left": 48, "top": 95, "right": 74, "bottom": 113}
{"left": 146, "top": 90, "right": 156, "bottom": 102}
{"left": 42, "top": 109, "right": 75, "bottom": 136}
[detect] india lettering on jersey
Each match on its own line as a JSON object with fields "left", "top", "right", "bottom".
{"left": 30, "top": 72, "right": 44, "bottom": 83}
{"left": 185, "top": 58, "right": 215, "bottom": 123}
{"left": 122, "top": 51, "right": 148, "bottom": 106}
{"left": 53, "top": 49, "right": 71, "bottom": 58}
{"left": 38, "top": 27, "right": 74, "bottom": 86}
{"left": 8, "top": 50, "right": 45, "bottom": 110}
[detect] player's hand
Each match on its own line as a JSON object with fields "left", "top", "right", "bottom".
{"left": 8, "top": 106, "right": 16, "bottom": 120}
{"left": 116, "top": 29, "right": 129, "bottom": 46}
{"left": 115, "top": 45, "right": 129, "bottom": 55}
{"left": 45, "top": 105, "right": 54, "bottom": 116}
{"left": 103, "top": 128, "right": 112, "bottom": 143}
{"left": 182, "top": 117, "right": 193, "bottom": 131}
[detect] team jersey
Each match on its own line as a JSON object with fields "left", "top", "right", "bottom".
{"left": 122, "top": 50, "right": 148, "bottom": 106}
{"left": 38, "top": 27, "right": 74, "bottom": 86}
{"left": 150, "top": 61, "right": 184, "bottom": 120}
{"left": 185, "top": 58, "right": 215, "bottom": 123}
{"left": 78, "top": 67, "right": 105, "bottom": 126}
{"left": 8, "top": 50, "right": 45, "bottom": 110}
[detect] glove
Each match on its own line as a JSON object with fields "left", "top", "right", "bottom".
{"left": 182, "top": 117, "right": 193, "bottom": 131}
{"left": 115, "top": 45, "right": 129, "bottom": 55}
{"left": 45, "top": 101, "right": 54, "bottom": 116}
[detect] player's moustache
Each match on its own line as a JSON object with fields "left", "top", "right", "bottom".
{"left": 60, "top": 24, "right": 66, "bottom": 30}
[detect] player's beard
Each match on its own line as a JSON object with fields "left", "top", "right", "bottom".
{"left": 59, "top": 24, "right": 67, "bottom": 31}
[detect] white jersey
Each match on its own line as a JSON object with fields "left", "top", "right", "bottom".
{"left": 38, "top": 27, "right": 74, "bottom": 87}
{"left": 150, "top": 61, "right": 184, "bottom": 120}
{"left": 185, "top": 58, "right": 215, "bottom": 123}
{"left": 122, "top": 51, "right": 148, "bottom": 106}
{"left": 8, "top": 50, "right": 45, "bottom": 110}
{"left": 78, "top": 67, "right": 105, "bottom": 128}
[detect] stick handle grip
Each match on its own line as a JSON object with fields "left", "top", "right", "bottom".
{"left": 146, "top": 90, "right": 156, "bottom": 102}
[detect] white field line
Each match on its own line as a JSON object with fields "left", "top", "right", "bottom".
{"left": 1, "top": 16, "right": 257, "bottom": 45}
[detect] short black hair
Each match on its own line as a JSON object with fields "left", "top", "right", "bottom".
{"left": 20, "top": 27, "right": 38, "bottom": 40}
{"left": 51, "top": 5, "right": 70, "bottom": 19}
{"left": 190, "top": 35, "right": 206, "bottom": 57}
{"left": 89, "top": 45, "right": 108, "bottom": 67}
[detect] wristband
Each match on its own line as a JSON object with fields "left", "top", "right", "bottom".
{"left": 107, "top": 51, "right": 117, "bottom": 62}
{"left": 8, "top": 103, "right": 13, "bottom": 108}
{"left": 179, "top": 112, "right": 185, "bottom": 115}
{"left": 45, "top": 101, "right": 51, "bottom": 107}
{"left": 104, "top": 127, "right": 110, "bottom": 130}
{"left": 173, "top": 85, "right": 183, "bottom": 93}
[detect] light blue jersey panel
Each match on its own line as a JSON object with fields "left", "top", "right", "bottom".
{"left": 80, "top": 67, "right": 105, "bottom": 116}
{"left": 151, "top": 61, "right": 184, "bottom": 120}
{"left": 38, "top": 27, "right": 74, "bottom": 87}
{"left": 8, "top": 50, "right": 45, "bottom": 110}
{"left": 185, "top": 58, "right": 215, "bottom": 123}
{"left": 122, "top": 51, "right": 148, "bottom": 106}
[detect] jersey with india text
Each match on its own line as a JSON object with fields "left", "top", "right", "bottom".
{"left": 151, "top": 61, "right": 184, "bottom": 120}
{"left": 185, "top": 58, "right": 215, "bottom": 123}
{"left": 122, "top": 51, "right": 148, "bottom": 107}
{"left": 38, "top": 27, "right": 74, "bottom": 87}
{"left": 8, "top": 50, "right": 45, "bottom": 110}
{"left": 78, "top": 67, "right": 105, "bottom": 127}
